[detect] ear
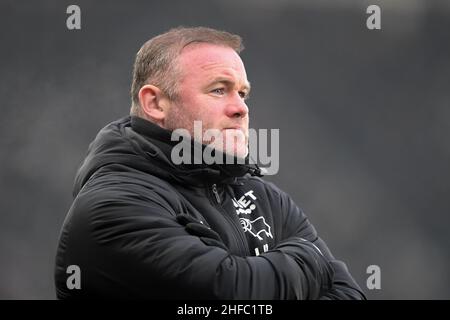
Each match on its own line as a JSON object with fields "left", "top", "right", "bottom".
{"left": 138, "top": 84, "right": 171, "bottom": 126}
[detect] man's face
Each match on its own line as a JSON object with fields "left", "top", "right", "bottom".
{"left": 164, "top": 43, "right": 251, "bottom": 159}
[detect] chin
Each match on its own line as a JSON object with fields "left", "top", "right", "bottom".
{"left": 223, "top": 145, "right": 248, "bottom": 160}
{"left": 204, "top": 131, "right": 248, "bottom": 161}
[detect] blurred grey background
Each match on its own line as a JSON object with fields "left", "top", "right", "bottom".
{"left": 1, "top": 0, "right": 449, "bottom": 299}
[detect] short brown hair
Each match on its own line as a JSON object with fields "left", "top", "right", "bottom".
{"left": 130, "top": 26, "right": 244, "bottom": 116}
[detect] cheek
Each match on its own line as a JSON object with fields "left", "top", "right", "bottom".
{"left": 176, "top": 92, "right": 202, "bottom": 121}
{"left": 182, "top": 91, "right": 208, "bottom": 113}
{"left": 190, "top": 95, "right": 223, "bottom": 122}
{"left": 179, "top": 90, "right": 226, "bottom": 128}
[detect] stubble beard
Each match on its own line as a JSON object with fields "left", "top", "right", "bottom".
{"left": 165, "top": 104, "right": 249, "bottom": 160}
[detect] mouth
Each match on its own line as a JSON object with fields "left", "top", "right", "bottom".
{"left": 221, "top": 127, "right": 249, "bottom": 145}
{"left": 223, "top": 126, "right": 244, "bottom": 132}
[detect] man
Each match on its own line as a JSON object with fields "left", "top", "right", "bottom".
{"left": 54, "top": 26, "right": 366, "bottom": 299}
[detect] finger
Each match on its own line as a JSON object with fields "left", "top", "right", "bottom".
{"left": 200, "top": 237, "right": 228, "bottom": 251}
{"left": 185, "top": 223, "right": 221, "bottom": 241}
{"left": 176, "top": 213, "right": 198, "bottom": 226}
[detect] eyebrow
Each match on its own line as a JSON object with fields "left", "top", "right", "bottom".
{"left": 209, "top": 77, "right": 251, "bottom": 93}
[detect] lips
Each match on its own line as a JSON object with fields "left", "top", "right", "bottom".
{"left": 223, "top": 125, "right": 245, "bottom": 131}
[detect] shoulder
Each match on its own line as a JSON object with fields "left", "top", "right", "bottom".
{"left": 241, "top": 175, "right": 293, "bottom": 205}
{"left": 73, "top": 165, "right": 183, "bottom": 220}
{"left": 240, "top": 175, "right": 313, "bottom": 238}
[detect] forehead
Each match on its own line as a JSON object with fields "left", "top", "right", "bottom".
{"left": 177, "top": 43, "right": 247, "bottom": 79}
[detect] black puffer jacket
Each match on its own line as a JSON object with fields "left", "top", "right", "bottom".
{"left": 54, "top": 116, "right": 366, "bottom": 299}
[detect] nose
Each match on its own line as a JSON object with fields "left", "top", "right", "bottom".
{"left": 225, "top": 93, "right": 249, "bottom": 119}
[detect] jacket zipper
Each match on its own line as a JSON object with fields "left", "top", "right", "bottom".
{"left": 210, "top": 183, "right": 249, "bottom": 256}
{"left": 211, "top": 184, "right": 221, "bottom": 204}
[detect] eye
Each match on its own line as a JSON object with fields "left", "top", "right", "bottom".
{"left": 211, "top": 88, "right": 225, "bottom": 95}
{"left": 239, "top": 91, "right": 249, "bottom": 99}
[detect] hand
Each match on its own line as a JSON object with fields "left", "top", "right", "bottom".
{"left": 274, "top": 237, "right": 334, "bottom": 298}
{"left": 176, "top": 214, "right": 228, "bottom": 251}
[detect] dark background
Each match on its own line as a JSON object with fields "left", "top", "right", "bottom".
{"left": 1, "top": 0, "right": 449, "bottom": 299}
